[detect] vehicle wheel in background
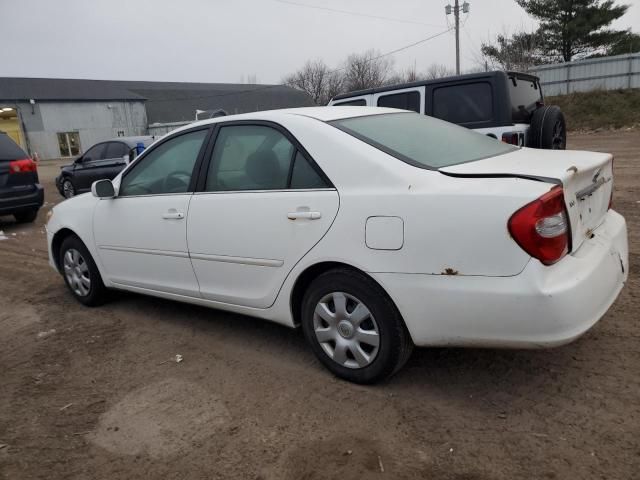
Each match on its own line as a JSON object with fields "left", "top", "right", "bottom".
{"left": 59, "top": 235, "right": 108, "bottom": 306}
{"left": 14, "top": 209, "right": 38, "bottom": 223}
{"left": 62, "top": 179, "right": 76, "bottom": 198}
{"left": 301, "top": 268, "right": 413, "bottom": 384}
{"left": 528, "top": 105, "right": 566, "bottom": 150}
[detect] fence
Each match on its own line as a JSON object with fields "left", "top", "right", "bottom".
{"left": 528, "top": 53, "right": 640, "bottom": 96}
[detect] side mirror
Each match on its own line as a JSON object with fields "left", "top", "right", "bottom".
{"left": 92, "top": 179, "right": 115, "bottom": 199}
{"left": 74, "top": 157, "right": 83, "bottom": 164}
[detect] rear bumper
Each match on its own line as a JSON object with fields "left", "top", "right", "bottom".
{"left": 0, "top": 184, "right": 44, "bottom": 215}
{"left": 374, "top": 210, "right": 628, "bottom": 348}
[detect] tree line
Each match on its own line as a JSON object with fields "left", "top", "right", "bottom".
{"left": 284, "top": 0, "right": 638, "bottom": 105}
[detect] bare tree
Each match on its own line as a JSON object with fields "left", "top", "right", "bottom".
{"left": 424, "top": 63, "right": 454, "bottom": 80}
{"left": 343, "top": 50, "right": 394, "bottom": 91}
{"left": 385, "top": 64, "right": 425, "bottom": 85}
{"left": 282, "top": 59, "right": 343, "bottom": 105}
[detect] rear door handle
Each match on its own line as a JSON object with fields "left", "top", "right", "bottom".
{"left": 287, "top": 211, "right": 321, "bottom": 220}
{"left": 162, "top": 210, "right": 184, "bottom": 220}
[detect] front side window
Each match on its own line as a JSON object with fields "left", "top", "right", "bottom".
{"left": 105, "top": 142, "right": 129, "bottom": 159}
{"left": 432, "top": 82, "right": 493, "bottom": 124}
{"left": 83, "top": 143, "right": 107, "bottom": 162}
{"left": 377, "top": 91, "right": 420, "bottom": 113}
{"left": 331, "top": 112, "right": 516, "bottom": 169}
{"left": 119, "top": 129, "right": 207, "bottom": 196}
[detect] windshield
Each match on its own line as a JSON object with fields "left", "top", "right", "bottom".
{"left": 330, "top": 112, "right": 517, "bottom": 169}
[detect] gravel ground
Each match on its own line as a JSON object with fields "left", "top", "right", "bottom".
{"left": 1, "top": 130, "right": 638, "bottom": 480}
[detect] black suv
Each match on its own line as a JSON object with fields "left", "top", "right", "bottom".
{"left": 0, "top": 132, "right": 44, "bottom": 223}
{"left": 329, "top": 71, "right": 566, "bottom": 150}
{"left": 55, "top": 136, "right": 153, "bottom": 198}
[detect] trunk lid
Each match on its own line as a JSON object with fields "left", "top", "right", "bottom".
{"left": 439, "top": 147, "right": 613, "bottom": 252}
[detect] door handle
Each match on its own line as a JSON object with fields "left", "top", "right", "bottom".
{"left": 287, "top": 211, "right": 321, "bottom": 220}
{"left": 162, "top": 210, "right": 185, "bottom": 220}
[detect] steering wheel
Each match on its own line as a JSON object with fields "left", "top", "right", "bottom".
{"left": 163, "top": 171, "right": 191, "bottom": 193}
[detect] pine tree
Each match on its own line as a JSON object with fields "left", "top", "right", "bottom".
{"left": 516, "top": 0, "right": 631, "bottom": 61}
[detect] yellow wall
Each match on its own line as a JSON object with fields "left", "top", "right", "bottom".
{"left": 0, "top": 116, "right": 27, "bottom": 150}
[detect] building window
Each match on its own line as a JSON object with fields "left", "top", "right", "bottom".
{"left": 57, "top": 132, "right": 81, "bottom": 157}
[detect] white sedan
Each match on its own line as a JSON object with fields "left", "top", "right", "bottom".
{"left": 46, "top": 107, "right": 628, "bottom": 383}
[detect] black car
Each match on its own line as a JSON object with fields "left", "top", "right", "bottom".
{"left": 55, "top": 136, "right": 154, "bottom": 198}
{"left": 0, "top": 132, "right": 44, "bottom": 223}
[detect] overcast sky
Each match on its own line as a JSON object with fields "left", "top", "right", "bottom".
{"left": 1, "top": 0, "right": 639, "bottom": 84}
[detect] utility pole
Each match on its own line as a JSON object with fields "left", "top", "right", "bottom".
{"left": 445, "top": 1, "right": 469, "bottom": 75}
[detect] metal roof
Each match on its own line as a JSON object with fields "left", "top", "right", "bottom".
{"left": 0, "top": 78, "right": 314, "bottom": 123}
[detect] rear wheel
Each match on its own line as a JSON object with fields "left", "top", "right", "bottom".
{"left": 14, "top": 209, "right": 38, "bottom": 223}
{"left": 301, "top": 269, "right": 413, "bottom": 384}
{"left": 528, "top": 105, "right": 566, "bottom": 150}
{"left": 59, "top": 235, "right": 108, "bottom": 306}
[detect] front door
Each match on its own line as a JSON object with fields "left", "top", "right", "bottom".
{"left": 187, "top": 123, "right": 339, "bottom": 308}
{"left": 93, "top": 128, "right": 210, "bottom": 297}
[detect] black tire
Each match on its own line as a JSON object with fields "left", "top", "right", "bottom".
{"left": 528, "top": 105, "right": 566, "bottom": 150}
{"left": 62, "top": 178, "right": 76, "bottom": 199}
{"left": 59, "top": 235, "right": 109, "bottom": 307}
{"left": 301, "top": 268, "right": 413, "bottom": 384}
{"left": 14, "top": 209, "right": 38, "bottom": 223}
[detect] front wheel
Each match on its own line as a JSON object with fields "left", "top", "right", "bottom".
{"left": 301, "top": 269, "right": 413, "bottom": 384}
{"left": 62, "top": 179, "right": 75, "bottom": 199}
{"left": 59, "top": 235, "right": 108, "bottom": 306}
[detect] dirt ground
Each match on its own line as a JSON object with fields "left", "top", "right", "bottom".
{"left": 1, "top": 131, "right": 638, "bottom": 480}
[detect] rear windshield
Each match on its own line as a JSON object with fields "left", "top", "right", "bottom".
{"left": 509, "top": 76, "right": 542, "bottom": 123}
{"left": 0, "top": 133, "right": 28, "bottom": 162}
{"left": 330, "top": 112, "right": 516, "bottom": 169}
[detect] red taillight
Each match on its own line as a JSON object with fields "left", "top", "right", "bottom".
{"left": 8, "top": 158, "right": 37, "bottom": 174}
{"left": 508, "top": 186, "right": 569, "bottom": 265}
{"left": 501, "top": 132, "right": 521, "bottom": 146}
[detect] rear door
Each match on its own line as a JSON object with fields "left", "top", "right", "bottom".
{"left": 0, "top": 133, "right": 37, "bottom": 200}
{"left": 187, "top": 122, "right": 339, "bottom": 308}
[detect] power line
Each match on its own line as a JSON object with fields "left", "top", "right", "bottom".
{"left": 150, "top": 28, "right": 453, "bottom": 104}
{"left": 272, "top": 0, "right": 445, "bottom": 28}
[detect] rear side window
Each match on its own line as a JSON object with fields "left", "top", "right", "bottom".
{"left": 377, "top": 91, "right": 420, "bottom": 113}
{"left": 333, "top": 99, "right": 366, "bottom": 106}
{"left": 0, "top": 134, "right": 28, "bottom": 161}
{"left": 207, "top": 125, "right": 294, "bottom": 191}
{"left": 290, "top": 151, "right": 329, "bottom": 189}
{"left": 432, "top": 82, "right": 493, "bottom": 124}
{"left": 509, "top": 77, "right": 542, "bottom": 123}
{"left": 331, "top": 112, "right": 516, "bottom": 169}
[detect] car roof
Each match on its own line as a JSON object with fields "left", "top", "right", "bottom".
{"left": 172, "top": 106, "right": 402, "bottom": 135}
{"left": 331, "top": 70, "right": 540, "bottom": 101}
{"left": 106, "top": 136, "right": 155, "bottom": 147}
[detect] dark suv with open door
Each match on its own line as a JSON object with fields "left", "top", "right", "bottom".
{"left": 0, "top": 132, "right": 43, "bottom": 223}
